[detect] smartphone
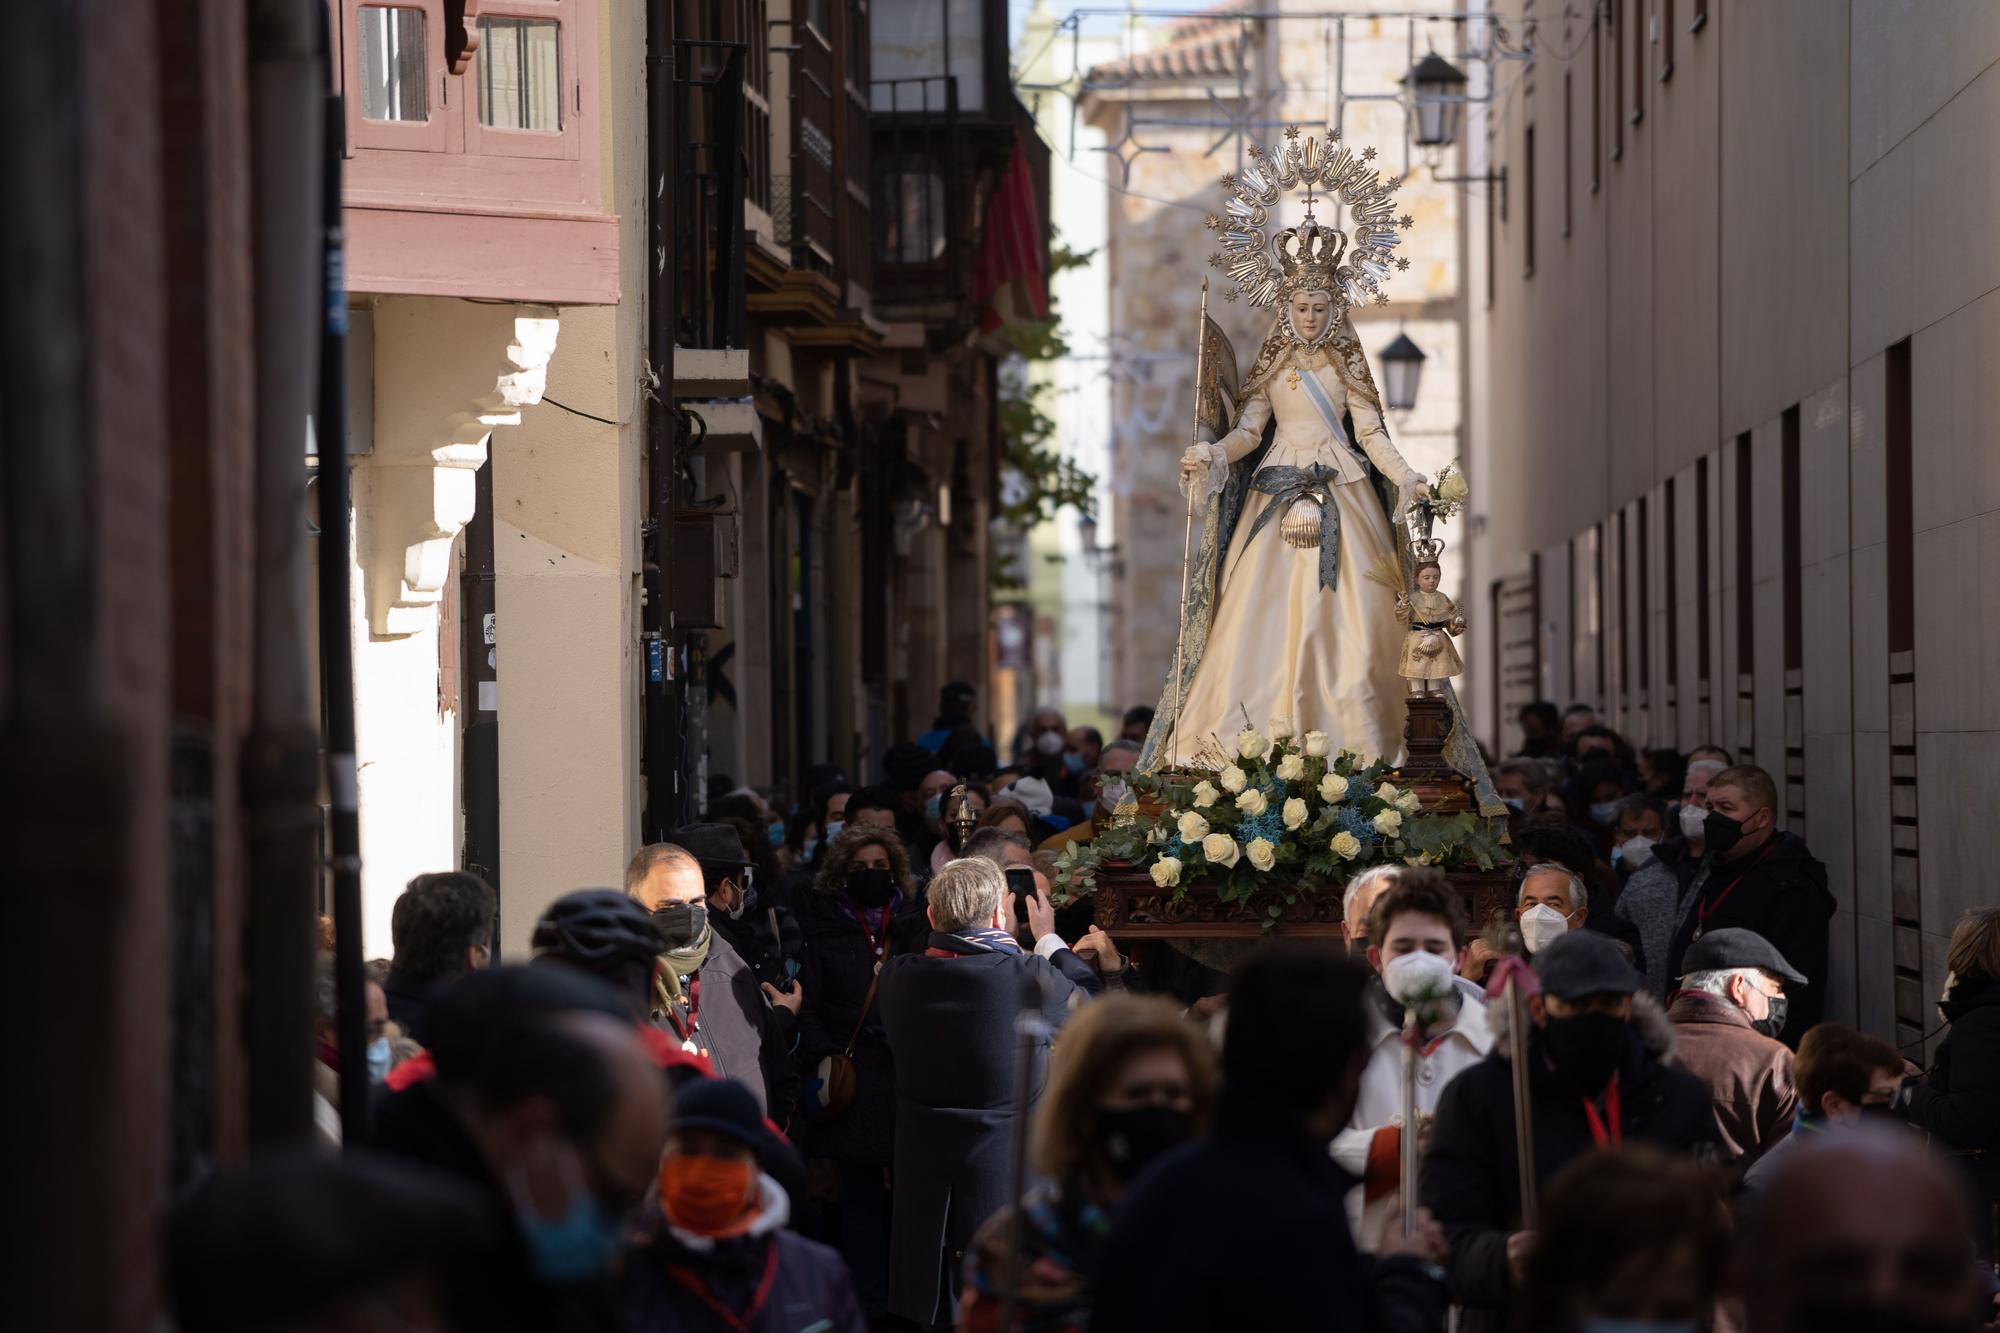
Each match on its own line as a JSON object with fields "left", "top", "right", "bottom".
{"left": 1004, "top": 867, "right": 1037, "bottom": 922}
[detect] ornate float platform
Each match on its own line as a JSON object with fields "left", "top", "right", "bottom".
{"left": 1087, "top": 695, "right": 1514, "bottom": 942}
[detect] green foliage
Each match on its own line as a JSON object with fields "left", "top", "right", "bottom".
{"left": 992, "top": 241, "right": 1100, "bottom": 593}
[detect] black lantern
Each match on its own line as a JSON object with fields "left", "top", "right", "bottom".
{"left": 1379, "top": 332, "right": 1426, "bottom": 412}
{"left": 1404, "top": 53, "right": 1470, "bottom": 149}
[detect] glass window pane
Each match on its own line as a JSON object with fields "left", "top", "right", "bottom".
{"left": 358, "top": 7, "right": 428, "bottom": 123}
{"left": 477, "top": 18, "right": 562, "bottom": 131}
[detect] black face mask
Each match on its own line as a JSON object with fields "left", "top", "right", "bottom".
{"left": 846, "top": 867, "right": 897, "bottom": 908}
{"left": 652, "top": 902, "right": 709, "bottom": 948}
{"left": 1096, "top": 1105, "right": 1194, "bottom": 1184}
{"left": 1539, "top": 1011, "right": 1629, "bottom": 1094}
{"left": 1751, "top": 993, "right": 1789, "bottom": 1040}
{"left": 1790, "top": 1303, "right": 1970, "bottom": 1333}
{"left": 1703, "top": 809, "right": 1747, "bottom": 855}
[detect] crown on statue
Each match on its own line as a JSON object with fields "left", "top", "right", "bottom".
{"left": 1203, "top": 125, "right": 1412, "bottom": 313}
{"left": 1409, "top": 534, "right": 1446, "bottom": 563}
{"left": 1273, "top": 221, "right": 1349, "bottom": 300}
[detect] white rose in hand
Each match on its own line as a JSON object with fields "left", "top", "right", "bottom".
{"left": 1439, "top": 471, "right": 1470, "bottom": 503}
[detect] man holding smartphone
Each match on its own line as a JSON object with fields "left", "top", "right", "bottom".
{"left": 875, "top": 857, "right": 1103, "bottom": 1328}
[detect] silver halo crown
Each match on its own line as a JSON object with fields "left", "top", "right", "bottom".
{"left": 1204, "top": 125, "right": 1413, "bottom": 315}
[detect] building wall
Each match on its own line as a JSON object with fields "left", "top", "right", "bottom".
{"left": 1472, "top": 0, "right": 2000, "bottom": 1047}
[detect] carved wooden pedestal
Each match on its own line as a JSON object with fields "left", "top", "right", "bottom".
{"left": 1399, "top": 692, "right": 1469, "bottom": 813}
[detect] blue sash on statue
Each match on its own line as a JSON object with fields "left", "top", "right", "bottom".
{"left": 1240, "top": 369, "right": 1371, "bottom": 592}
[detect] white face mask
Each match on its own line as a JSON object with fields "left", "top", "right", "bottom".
{"left": 1383, "top": 949, "right": 1458, "bottom": 1006}
{"left": 1099, "top": 779, "right": 1132, "bottom": 813}
{"left": 1519, "top": 903, "right": 1572, "bottom": 954}
{"left": 1678, "top": 803, "right": 1707, "bottom": 840}
{"left": 1614, "top": 835, "right": 1656, "bottom": 870}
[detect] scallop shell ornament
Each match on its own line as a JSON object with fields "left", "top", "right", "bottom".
{"left": 1281, "top": 497, "right": 1323, "bottom": 550}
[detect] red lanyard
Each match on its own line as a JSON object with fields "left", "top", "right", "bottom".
{"left": 1697, "top": 841, "right": 1777, "bottom": 927}
{"left": 1581, "top": 1076, "right": 1622, "bottom": 1148}
{"left": 849, "top": 904, "right": 886, "bottom": 959}
{"left": 666, "top": 976, "right": 703, "bottom": 1046}
{"left": 666, "top": 1241, "right": 780, "bottom": 1332}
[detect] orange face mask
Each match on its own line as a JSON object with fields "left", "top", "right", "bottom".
{"left": 659, "top": 1154, "right": 758, "bottom": 1237}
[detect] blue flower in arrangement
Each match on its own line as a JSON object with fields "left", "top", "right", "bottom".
{"left": 1239, "top": 810, "right": 1285, "bottom": 847}
{"left": 1333, "top": 805, "right": 1378, "bottom": 843}
{"left": 1163, "top": 835, "right": 1186, "bottom": 859}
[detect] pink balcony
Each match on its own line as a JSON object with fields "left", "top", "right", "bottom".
{"left": 333, "top": 0, "right": 617, "bottom": 304}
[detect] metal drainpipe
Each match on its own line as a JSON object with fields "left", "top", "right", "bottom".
{"left": 314, "top": 1, "right": 369, "bottom": 1144}
{"left": 244, "top": 0, "right": 327, "bottom": 1147}
{"left": 644, "top": 0, "right": 682, "bottom": 841}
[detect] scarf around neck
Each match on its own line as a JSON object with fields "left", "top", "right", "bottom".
{"left": 953, "top": 925, "right": 1023, "bottom": 955}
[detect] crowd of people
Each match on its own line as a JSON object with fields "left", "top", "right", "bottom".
{"left": 166, "top": 686, "right": 2000, "bottom": 1331}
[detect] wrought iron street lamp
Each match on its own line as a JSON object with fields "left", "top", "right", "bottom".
{"left": 1404, "top": 53, "right": 1470, "bottom": 149}
{"left": 1379, "top": 332, "right": 1426, "bottom": 412}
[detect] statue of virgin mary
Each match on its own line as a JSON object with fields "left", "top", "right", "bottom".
{"left": 1137, "top": 131, "right": 1499, "bottom": 812}
{"left": 1156, "top": 285, "right": 1416, "bottom": 765}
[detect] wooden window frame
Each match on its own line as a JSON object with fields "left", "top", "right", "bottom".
{"left": 1562, "top": 72, "right": 1573, "bottom": 237}
{"left": 1590, "top": 20, "right": 1601, "bottom": 192}
{"left": 1629, "top": 0, "right": 1645, "bottom": 125}
{"left": 344, "top": 0, "right": 454, "bottom": 154}
{"left": 464, "top": 1, "right": 582, "bottom": 163}
{"left": 1611, "top": 1, "right": 1624, "bottom": 160}
{"left": 1523, "top": 123, "right": 1536, "bottom": 278}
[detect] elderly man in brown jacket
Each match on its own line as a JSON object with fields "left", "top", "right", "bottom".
{"left": 1667, "top": 927, "right": 1803, "bottom": 1162}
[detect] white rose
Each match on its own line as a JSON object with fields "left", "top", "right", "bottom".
{"left": 1395, "top": 790, "right": 1422, "bottom": 815}
{"left": 1237, "top": 729, "right": 1271, "bottom": 761}
{"left": 1192, "top": 779, "right": 1220, "bottom": 809}
{"left": 1331, "top": 831, "right": 1362, "bottom": 859}
{"left": 1268, "top": 715, "right": 1295, "bottom": 741}
{"left": 1275, "top": 753, "right": 1306, "bottom": 782}
{"left": 1282, "top": 797, "right": 1309, "bottom": 830}
{"left": 1319, "top": 772, "right": 1350, "bottom": 802}
{"left": 1375, "top": 781, "right": 1403, "bottom": 804}
{"left": 1246, "top": 838, "right": 1277, "bottom": 872}
{"left": 1439, "top": 471, "right": 1470, "bottom": 503}
{"left": 1150, "top": 856, "right": 1184, "bottom": 888}
{"left": 1303, "top": 731, "right": 1331, "bottom": 757}
{"left": 1201, "top": 833, "right": 1241, "bottom": 868}
{"left": 1220, "top": 765, "right": 1248, "bottom": 794}
{"left": 1176, "top": 811, "right": 1211, "bottom": 844}
{"left": 1373, "top": 808, "right": 1404, "bottom": 836}
{"left": 1235, "top": 787, "right": 1268, "bottom": 817}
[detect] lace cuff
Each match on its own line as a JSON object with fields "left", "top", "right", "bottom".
{"left": 1180, "top": 442, "right": 1231, "bottom": 501}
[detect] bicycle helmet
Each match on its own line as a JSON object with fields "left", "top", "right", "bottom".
{"left": 531, "top": 889, "right": 666, "bottom": 965}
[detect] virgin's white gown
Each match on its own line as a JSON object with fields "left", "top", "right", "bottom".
{"left": 1171, "top": 355, "right": 1417, "bottom": 764}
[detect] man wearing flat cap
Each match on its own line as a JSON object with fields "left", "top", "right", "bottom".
{"left": 1421, "top": 930, "right": 1718, "bottom": 1333}
{"left": 1667, "top": 926, "right": 1804, "bottom": 1164}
